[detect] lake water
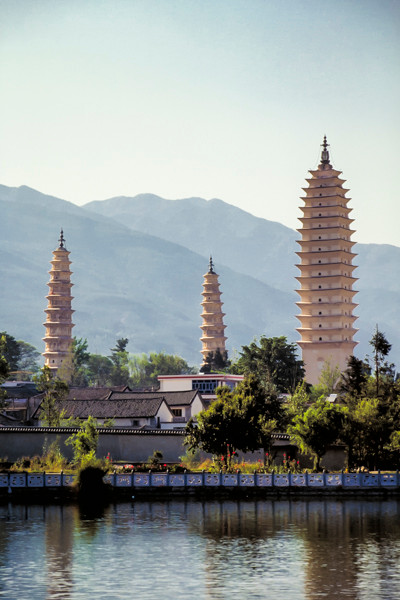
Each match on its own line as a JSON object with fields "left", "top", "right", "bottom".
{"left": 1, "top": 498, "right": 400, "bottom": 599}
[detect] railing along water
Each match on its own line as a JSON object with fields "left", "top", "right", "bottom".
{"left": 1, "top": 471, "right": 399, "bottom": 490}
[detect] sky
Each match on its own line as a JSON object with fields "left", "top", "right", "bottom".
{"left": 1, "top": 0, "right": 399, "bottom": 246}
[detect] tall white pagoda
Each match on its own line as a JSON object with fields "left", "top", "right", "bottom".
{"left": 296, "top": 137, "right": 358, "bottom": 384}
{"left": 200, "top": 257, "right": 227, "bottom": 367}
{"left": 42, "top": 230, "right": 75, "bottom": 372}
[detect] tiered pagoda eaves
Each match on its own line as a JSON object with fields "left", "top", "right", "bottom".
{"left": 200, "top": 257, "right": 227, "bottom": 366}
{"left": 296, "top": 137, "right": 358, "bottom": 384}
{"left": 42, "top": 230, "right": 74, "bottom": 372}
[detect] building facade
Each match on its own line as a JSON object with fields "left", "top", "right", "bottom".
{"left": 296, "top": 138, "right": 358, "bottom": 384}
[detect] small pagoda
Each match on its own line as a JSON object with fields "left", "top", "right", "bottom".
{"left": 296, "top": 137, "right": 358, "bottom": 384}
{"left": 42, "top": 230, "right": 75, "bottom": 372}
{"left": 200, "top": 257, "right": 227, "bottom": 367}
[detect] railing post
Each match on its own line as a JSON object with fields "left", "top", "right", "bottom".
{"left": 378, "top": 469, "right": 381, "bottom": 488}
{"left": 202, "top": 469, "right": 205, "bottom": 487}
{"left": 397, "top": 470, "right": 399, "bottom": 488}
{"left": 237, "top": 470, "right": 240, "bottom": 487}
{"left": 166, "top": 468, "right": 170, "bottom": 487}
{"left": 113, "top": 469, "right": 117, "bottom": 488}
{"left": 43, "top": 471, "right": 46, "bottom": 488}
{"left": 219, "top": 469, "right": 223, "bottom": 487}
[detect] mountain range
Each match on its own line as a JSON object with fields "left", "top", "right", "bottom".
{"left": 1, "top": 184, "right": 399, "bottom": 368}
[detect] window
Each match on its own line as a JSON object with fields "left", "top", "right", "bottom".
{"left": 171, "top": 408, "right": 182, "bottom": 417}
{"left": 192, "top": 379, "right": 219, "bottom": 393}
{"left": 132, "top": 420, "right": 140, "bottom": 427}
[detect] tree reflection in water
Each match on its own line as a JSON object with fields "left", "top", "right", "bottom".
{"left": 0, "top": 499, "right": 399, "bottom": 600}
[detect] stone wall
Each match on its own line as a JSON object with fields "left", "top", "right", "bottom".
{"left": 0, "top": 428, "right": 346, "bottom": 469}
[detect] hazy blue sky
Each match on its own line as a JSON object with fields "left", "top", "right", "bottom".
{"left": 1, "top": 0, "right": 399, "bottom": 245}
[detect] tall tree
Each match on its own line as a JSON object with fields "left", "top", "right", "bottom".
{"left": 231, "top": 336, "right": 304, "bottom": 393}
{"left": 0, "top": 332, "right": 20, "bottom": 371}
{"left": 109, "top": 338, "right": 130, "bottom": 386}
{"left": 288, "top": 399, "right": 345, "bottom": 471}
{"left": 369, "top": 327, "right": 393, "bottom": 396}
{"left": 339, "top": 355, "right": 370, "bottom": 398}
{"left": 185, "top": 374, "right": 283, "bottom": 468}
{"left": 34, "top": 366, "right": 68, "bottom": 426}
{"left": 16, "top": 341, "right": 41, "bottom": 373}
{"left": 0, "top": 335, "right": 10, "bottom": 408}
{"left": 129, "top": 351, "right": 195, "bottom": 389}
{"left": 86, "top": 354, "right": 114, "bottom": 387}
{"left": 200, "top": 348, "right": 230, "bottom": 373}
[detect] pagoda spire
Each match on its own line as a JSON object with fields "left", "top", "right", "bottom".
{"left": 320, "top": 135, "right": 330, "bottom": 164}
{"left": 199, "top": 259, "right": 227, "bottom": 366}
{"left": 295, "top": 139, "right": 358, "bottom": 384}
{"left": 58, "top": 228, "right": 65, "bottom": 249}
{"left": 42, "top": 232, "right": 75, "bottom": 373}
{"left": 208, "top": 255, "right": 215, "bottom": 274}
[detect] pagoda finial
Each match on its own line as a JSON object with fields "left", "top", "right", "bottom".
{"left": 320, "top": 135, "right": 330, "bottom": 164}
{"left": 58, "top": 228, "right": 65, "bottom": 249}
{"left": 208, "top": 255, "right": 215, "bottom": 274}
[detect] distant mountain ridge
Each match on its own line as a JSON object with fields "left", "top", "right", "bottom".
{"left": 85, "top": 193, "right": 400, "bottom": 364}
{"left": 1, "top": 184, "right": 399, "bottom": 368}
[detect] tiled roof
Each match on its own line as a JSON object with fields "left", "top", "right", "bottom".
{"left": 2, "top": 383, "right": 38, "bottom": 399}
{"left": 67, "top": 386, "right": 130, "bottom": 401}
{"left": 52, "top": 397, "right": 165, "bottom": 419}
{"left": 110, "top": 390, "right": 200, "bottom": 406}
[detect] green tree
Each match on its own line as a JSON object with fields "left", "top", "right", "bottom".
{"left": 319, "top": 359, "right": 341, "bottom": 394}
{"left": 16, "top": 340, "right": 41, "bottom": 374}
{"left": 34, "top": 366, "right": 68, "bottom": 426}
{"left": 200, "top": 348, "right": 230, "bottom": 373}
{"left": 86, "top": 354, "right": 114, "bottom": 386}
{"left": 66, "top": 415, "right": 99, "bottom": 465}
{"left": 231, "top": 336, "right": 304, "bottom": 393}
{"left": 0, "top": 335, "right": 10, "bottom": 408}
{"left": 283, "top": 381, "right": 310, "bottom": 426}
{"left": 67, "top": 337, "right": 90, "bottom": 386}
{"left": 109, "top": 338, "right": 130, "bottom": 386}
{"left": 129, "top": 351, "right": 195, "bottom": 389}
{"left": 369, "top": 327, "right": 393, "bottom": 396}
{"left": 339, "top": 355, "right": 370, "bottom": 398}
{"left": 0, "top": 332, "right": 21, "bottom": 371}
{"left": 342, "top": 398, "right": 382, "bottom": 469}
{"left": 185, "top": 393, "right": 239, "bottom": 468}
{"left": 185, "top": 374, "right": 283, "bottom": 468}
{"left": 288, "top": 399, "right": 345, "bottom": 471}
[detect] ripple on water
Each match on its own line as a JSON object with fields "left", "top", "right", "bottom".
{"left": 0, "top": 499, "right": 400, "bottom": 600}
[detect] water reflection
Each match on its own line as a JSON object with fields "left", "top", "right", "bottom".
{"left": 0, "top": 499, "right": 399, "bottom": 599}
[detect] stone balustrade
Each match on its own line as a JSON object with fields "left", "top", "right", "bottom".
{"left": 1, "top": 471, "right": 399, "bottom": 490}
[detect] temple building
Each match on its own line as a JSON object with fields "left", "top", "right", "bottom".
{"left": 42, "top": 230, "right": 74, "bottom": 372}
{"left": 200, "top": 257, "right": 227, "bottom": 367}
{"left": 296, "top": 137, "right": 358, "bottom": 384}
